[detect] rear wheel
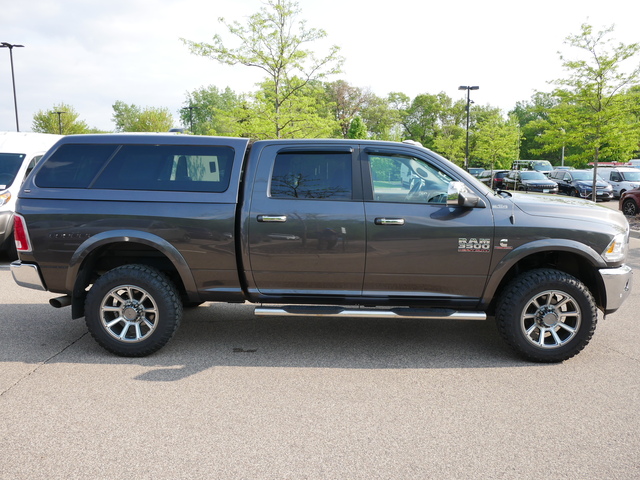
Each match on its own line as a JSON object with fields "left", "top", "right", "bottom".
{"left": 85, "top": 264, "right": 183, "bottom": 357}
{"left": 495, "top": 269, "right": 597, "bottom": 362}
{"left": 622, "top": 198, "right": 638, "bottom": 216}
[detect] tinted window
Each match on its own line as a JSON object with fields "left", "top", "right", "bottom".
{"left": 35, "top": 144, "right": 117, "bottom": 188}
{"left": 92, "top": 145, "right": 234, "bottom": 192}
{"left": 368, "top": 153, "right": 453, "bottom": 204}
{"left": 270, "top": 152, "right": 352, "bottom": 199}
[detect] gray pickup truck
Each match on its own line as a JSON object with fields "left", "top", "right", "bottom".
{"left": 10, "top": 134, "right": 633, "bottom": 362}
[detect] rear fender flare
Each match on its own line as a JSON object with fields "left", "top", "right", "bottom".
{"left": 65, "top": 229, "right": 197, "bottom": 296}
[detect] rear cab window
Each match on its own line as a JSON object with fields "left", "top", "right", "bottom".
{"left": 270, "top": 151, "right": 353, "bottom": 200}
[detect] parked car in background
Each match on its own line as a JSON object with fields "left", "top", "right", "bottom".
{"left": 468, "top": 167, "right": 484, "bottom": 177}
{"left": 511, "top": 159, "right": 554, "bottom": 176}
{"left": 477, "top": 169, "right": 510, "bottom": 189}
{"left": 620, "top": 189, "right": 640, "bottom": 216}
{"left": 548, "top": 169, "right": 613, "bottom": 201}
{"left": 598, "top": 167, "right": 640, "bottom": 198}
{"left": 503, "top": 170, "right": 559, "bottom": 193}
{"left": 0, "top": 132, "right": 63, "bottom": 259}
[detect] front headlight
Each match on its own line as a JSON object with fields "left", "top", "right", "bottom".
{"left": 0, "top": 191, "right": 10, "bottom": 207}
{"left": 602, "top": 232, "right": 628, "bottom": 263}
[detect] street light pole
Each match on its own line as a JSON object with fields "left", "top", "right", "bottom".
{"left": 1, "top": 42, "right": 25, "bottom": 132}
{"left": 53, "top": 111, "right": 66, "bottom": 134}
{"left": 182, "top": 106, "right": 195, "bottom": 133}
{"left": 458, "top": 85, "right": 479, "bottom": 171}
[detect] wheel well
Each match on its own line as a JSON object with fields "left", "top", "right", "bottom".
{"left": 487, "top": 250, "right": 603, "bottom": 315}
{"left": 71, "top": 241, "right": 187, "bottom": 319}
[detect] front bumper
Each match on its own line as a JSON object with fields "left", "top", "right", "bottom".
{"left": 10, "top": 261, "right": 46, "bottom": 291}
{"left": 599, "top": 264, "right": 633, "bottom": 314}
{"left": 577, "top": 190, "right": 614, "bottom": 200}
{"left": 0, "top": 210, "right": 13, "bottom": 244}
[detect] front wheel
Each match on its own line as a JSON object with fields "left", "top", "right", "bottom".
{"left": 622, "top": 198, "right": 638, "bottom": 216}
{"left": 495, "top": 269, "right": 597, "bottom": 362}
{"left": 85, "top": 264, "right": 183, "bottom": 357}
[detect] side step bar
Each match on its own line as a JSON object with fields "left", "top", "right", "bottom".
{"left": 255, "top": 305, "right": 486, "bottom": 321}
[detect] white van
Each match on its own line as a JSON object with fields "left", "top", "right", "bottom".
{"left": 597, "top": 166, "right": 640, "bottom": 198}
{"left": 0, "top": 132, "right": 63, "bottom": 258}
{"left": 628, "top": 159, "right": 640, "bottom": 168}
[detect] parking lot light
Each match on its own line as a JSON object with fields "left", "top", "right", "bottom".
{"left": 1, "top": 42, "right": 25, "bottom": 132}
{"left": 458, "top": 85, "right": 479, "bottom": 171}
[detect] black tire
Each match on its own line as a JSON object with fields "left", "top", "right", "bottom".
{"left": 570, "top": 188, "right": 579, "bottom": 197}
{"left": 622, "top": 198, "right": 638, "bottom": 216}
{"left": 495, "top": 268, "right": 597, "bottom": 363}
{"left": 85, "top": 264, "right": 183, "bottom": 357}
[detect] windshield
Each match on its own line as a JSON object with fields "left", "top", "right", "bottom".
{"left": 531, "top": 160, "right": 553, "bottom": 171}
{"left": 572, "top": 171, "right": 603, "bottom": 181}
{"left": 622, "top": 171, "right": 640, "bottom": 181}
{"left": 520, "top": 171, "right": 548, "bottom": 180}
{"left": 0, "top": 153, "right": 26, "bottom": 189}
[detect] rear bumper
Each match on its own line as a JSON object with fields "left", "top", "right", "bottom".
{"left": 10, "top": 261, "right": 46, "bottom": 291}
{"left": 599, "top": 264, "right": 633, "bottom": 314}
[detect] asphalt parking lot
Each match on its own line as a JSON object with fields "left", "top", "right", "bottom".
{"left": 1, "top": 212, "right": 639, "bottom": 479}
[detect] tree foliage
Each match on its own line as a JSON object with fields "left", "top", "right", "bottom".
{"left": 112, "top": 101, "right": 175, "bottom": 132}
{"left": 182, "top": 0, "right": 343, "bottom": 139}
{"left": 32, "top": 103, "right": 92, "bottom": 134}
{"left": 473, "top": 108, "right": 520, "bottom": 169}
{"left": 180, "top": 86, "right": 241, "bottom": 136}
{"left": 347, "top": 116, "right": 367, "bottom": 139}
{"left": 540, "top": 24, "right": 640, "bottom": 168}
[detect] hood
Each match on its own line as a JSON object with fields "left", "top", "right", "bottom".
{"left": 508, "top": 192, "right": 628, "bottom": 233}
{"left": 575, "top": 180, "right": 609, "bottom": 188}
{"left": 522, "top": 178, "right": 557, "bottom": 185}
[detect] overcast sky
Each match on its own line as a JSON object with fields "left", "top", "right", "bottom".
{"left": 1, "top": 0, "right": 639, "bottom": 133}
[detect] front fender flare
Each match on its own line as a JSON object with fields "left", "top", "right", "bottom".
{"left": 482, "top": 238, "right": 606, "bottom": 306}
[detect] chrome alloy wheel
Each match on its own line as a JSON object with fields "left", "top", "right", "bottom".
{"left": 520, "top": 290, "right": 581, "bottom": 349}
{"left": 100, "top": 285, "right": 159, "bottom": 342}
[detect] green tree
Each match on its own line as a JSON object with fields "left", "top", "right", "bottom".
{"left": 473, "top": 110, "right": 521, "bottom": 170}
{"left": 221, "top": 79, "right": 338, "bottom": 139}
{"left": 182, "top": 0, "right": 343, "bottom": 139}
{"left": 112, "top": 101, "right": 175, "bottom": 132}
{"left": 432, "top": 124, "right": 466, "bottom": 165}
{"left": 181, "top": 86, "right": 241, "bottom": 135}
{"left": 32, "top": 103, "right": 92, "bottom": 134}
{"left": 324, "top": 80, "right": 373, "bottom": 138}
{"left": 347, "top": 116, "right": 367, "bottom": 139}
{"left": 402, "top": 92, "right": 452, "bottom": 148}
{"left": 360, "top": 93, "right": 405, "bottom": 141}
{"left": 510, "top": 92, "right": 559, "bottom": 161}
{"left": 546, "top": 23, "right": 640, "bottom": 198}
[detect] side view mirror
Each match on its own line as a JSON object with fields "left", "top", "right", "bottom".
{"left": 447, "top": 181, "right": 485, "bottom": 208}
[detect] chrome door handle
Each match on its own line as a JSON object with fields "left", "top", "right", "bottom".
{"left": 257, "top": 215, "right": 287, "bottom": 223}
{"left": 374, "top": 218, "right": 405, "bottom": 226}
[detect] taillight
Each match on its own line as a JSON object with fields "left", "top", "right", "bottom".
{"left": 13, "top": 214, "right": 32, "bottom": 252}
